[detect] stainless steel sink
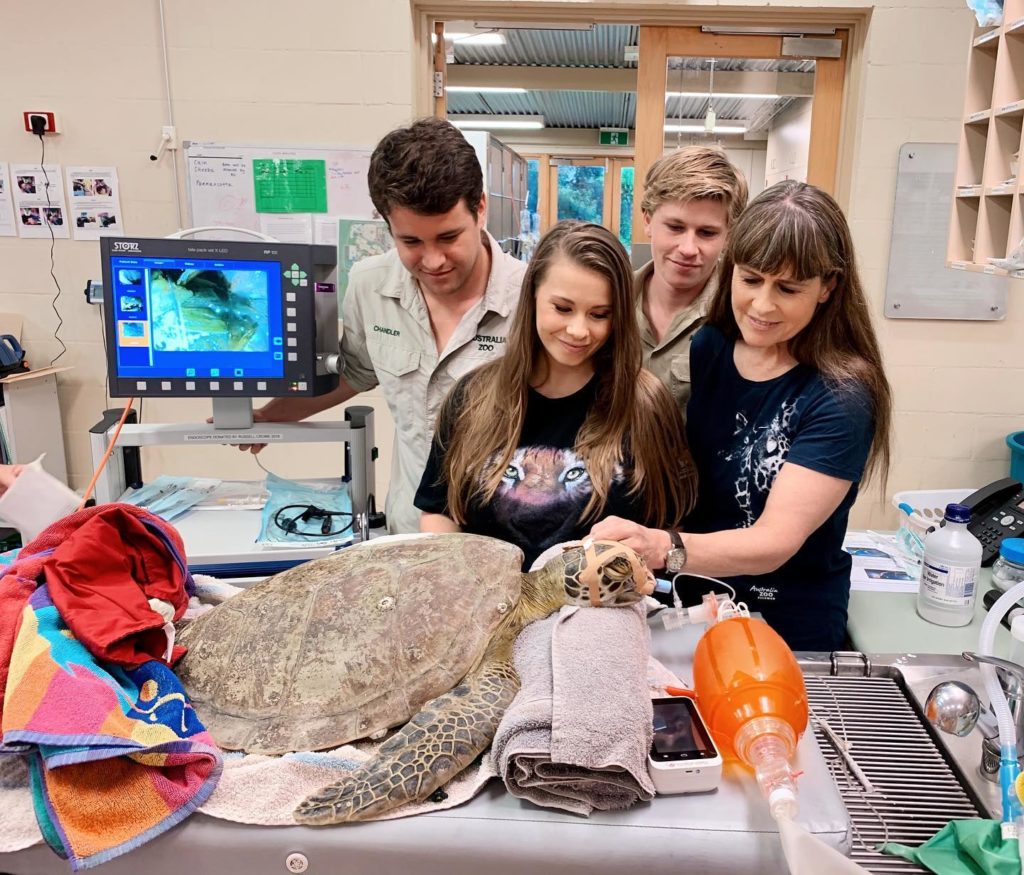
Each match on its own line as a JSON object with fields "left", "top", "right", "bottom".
{"left": 798, "top": 652, "right": 990, "bottom": 873}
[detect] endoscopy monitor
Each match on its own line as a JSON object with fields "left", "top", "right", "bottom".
{"left": 100, "top": 237, "right": 339, "bottom": 399}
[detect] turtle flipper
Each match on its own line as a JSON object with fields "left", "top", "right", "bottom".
{"left": 294, "top": 660, "right": 518, "bottom": 824}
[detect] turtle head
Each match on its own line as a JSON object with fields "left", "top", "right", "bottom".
{"left": 549, "top": 538, "right": 655, "bottom": 607}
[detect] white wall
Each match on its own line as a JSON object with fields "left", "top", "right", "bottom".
{"left": 0, "top": 0, "right": 414, "bottom": 493}
{"left": 764, "top": 98, "right": 812, "bottom": 187}
{"left": 1, "top": 0, "right": 1021, "bottom": 533}
{"left": 723, "top": 146, "right": 768, "bottom": 199}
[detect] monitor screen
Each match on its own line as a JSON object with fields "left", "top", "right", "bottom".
{"left": 109, "top": 255, "right": 284, "bottom": 381}
{"left": 650, "top": 698, "right": 717, "bottom": 759}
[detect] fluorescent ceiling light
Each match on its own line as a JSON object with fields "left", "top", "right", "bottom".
{"left": 453, "top": 115, "right": 545, "bottom": 130}
{"left": 431, "top": 31, "right": 507, "bottom": 45}
{"left": 664, "top": 123, "right": 747, "bottom": 134}
{"left": 446, "top": 85, "right": 528, "bottom": 94}
{"left": 667, "top": 91, "right": 780, "bottom": 100}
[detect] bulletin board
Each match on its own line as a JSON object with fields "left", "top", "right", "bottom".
{"left": 884, "top": 143, "right": 1007, "bottom": 321}
{"left": 183, "top": 141, "right": 376, "bottom": 244}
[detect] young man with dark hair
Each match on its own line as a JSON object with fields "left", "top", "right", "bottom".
{"left": 243, "top": 118, "right": 526, "bottom": 534}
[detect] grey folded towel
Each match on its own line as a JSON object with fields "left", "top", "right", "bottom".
{"left": 490, "top": 603, "right": 655, "bottom": 815}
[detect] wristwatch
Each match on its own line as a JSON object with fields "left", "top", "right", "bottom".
{"left": 665, "top": 530, "right": 687, "bottom": 573}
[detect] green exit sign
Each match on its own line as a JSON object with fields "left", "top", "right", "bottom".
{"left": 599, "top": 128, "right": 629, "bottom": 146}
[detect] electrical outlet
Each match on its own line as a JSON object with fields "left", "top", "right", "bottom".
{"left": 162, "top": 124, "right": 177, "bottom": 150}
{"left": 23, "top": 111, "right": 59, "bottom": 134}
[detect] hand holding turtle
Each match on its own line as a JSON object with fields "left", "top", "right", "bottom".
{"left": 589, "top": 516, "right": 672, "bottom": 570}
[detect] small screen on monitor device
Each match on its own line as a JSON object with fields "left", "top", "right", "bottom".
{"left": 651, "top": 698, "right": 716, "bottom": 758}
{"left": 109, "top": 255, "right": 284, "bottom": 381}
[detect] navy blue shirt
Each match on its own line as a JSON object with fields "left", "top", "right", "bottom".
{"left": 685, "top": 325, "right": 874, "bottom": 651}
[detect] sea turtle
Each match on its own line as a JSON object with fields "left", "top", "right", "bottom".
{"left": 176, "top": 533, "right": 654, "bottom": 825}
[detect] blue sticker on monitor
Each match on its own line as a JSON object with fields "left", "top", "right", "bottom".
{"left": 109, "top": 256, "right": 286, "bottom": 380}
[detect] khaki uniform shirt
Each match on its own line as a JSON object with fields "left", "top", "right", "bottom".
{"left": 339, "top": 232, "right": 526, "bottom": 535}
{"left": 634, "top": 260, "right": 716, "bottom": 418}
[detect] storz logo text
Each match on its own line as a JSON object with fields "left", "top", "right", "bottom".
{"left": 112, "top": 241, "right": 140, "bottom": 252}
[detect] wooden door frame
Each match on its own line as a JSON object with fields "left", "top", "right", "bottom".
{"left": 633, "top": 26, "right": 848, "bottom": 244}
{"left": 523, "top": 155, "right": 633, "bottom": 236}
{"left": 416, "top": 6, "right": 865, "bottom": 240}
{"left": 608, "top": 157, "right": 634, "bottom": 244}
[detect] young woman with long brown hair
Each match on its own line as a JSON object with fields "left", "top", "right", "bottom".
{"left": 415, "top": 220, "right": 695, "bottom": 569}
{"left": 594, "top": 181, "right": 893, "bottom": 651}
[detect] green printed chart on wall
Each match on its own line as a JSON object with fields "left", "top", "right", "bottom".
{"left": 252, "top": 158, "right": 328, "bottom": 213}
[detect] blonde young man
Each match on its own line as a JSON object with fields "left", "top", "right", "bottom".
{"left": 636, "top": 146, "right": 748, "bottom": 414}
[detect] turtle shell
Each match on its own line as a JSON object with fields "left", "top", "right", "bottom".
{"left": 177, "top": 533, "right": 525, "bottom": 754}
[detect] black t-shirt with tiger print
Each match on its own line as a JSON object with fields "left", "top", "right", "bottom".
{"left": 414, "top": 375, "right": 645, "bottom": 570}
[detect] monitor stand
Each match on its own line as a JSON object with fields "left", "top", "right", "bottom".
{"left": 87, "top": 404, "right": 378, "bottom": 576}
{"left": 211, "top": 398, "right": 254, "bottom": 430}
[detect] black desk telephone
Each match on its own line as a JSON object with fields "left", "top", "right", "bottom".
{"left": 961, "top": 477, "right": 1024, "bottom": 566}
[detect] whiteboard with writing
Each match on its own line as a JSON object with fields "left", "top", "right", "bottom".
{"left": 183, "top": 141, "right": 375, "bottom": 243}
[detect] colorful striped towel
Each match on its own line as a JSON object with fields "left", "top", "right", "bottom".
{"left": 0, "top": 584, "right": 222, "bottom": 871}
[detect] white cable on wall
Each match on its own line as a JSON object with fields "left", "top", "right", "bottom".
{"left": 157, "top": 0, "right": 185, "bottom": 231}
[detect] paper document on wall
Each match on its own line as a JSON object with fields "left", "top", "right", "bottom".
{"left": 65, "top": 166, "right": 124, "bottom": 240}
{"left": 313, "top": 216, "right": 340, "bottom": 246}
{"left": 258, "top": 213, "right": 313, "bottom": 243}
{"left": 184, "top": 143, "right": 375, "bottom": 242}
{"left": 11, "top": 163, "right": 69, "bottom": 239}
{"left": 189, "top": 154, "right": 254, "bottom": 232}
{"left": 0, "top": 164, "right": 15, "bottom": 236}
{"left": 844, "top": 532, "right": 920, "bottom": 593}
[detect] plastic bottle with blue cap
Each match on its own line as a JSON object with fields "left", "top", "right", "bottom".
{"left": 993, "top": 537, "right": 1024, "bottom": 593}
{"left": 916, "top": 503, "right": 983, "bottom": 627}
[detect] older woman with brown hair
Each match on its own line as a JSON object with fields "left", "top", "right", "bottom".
{"left": 594, "top": 181, "right": 893, "bottom": 651}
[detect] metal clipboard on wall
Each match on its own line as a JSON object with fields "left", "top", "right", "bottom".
{"left": 182, "top": 141, "right": 378, "bottom": 245}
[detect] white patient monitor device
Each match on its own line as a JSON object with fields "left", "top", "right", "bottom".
{"left": 647, "top": 696, "right": 723, "bottom": 795}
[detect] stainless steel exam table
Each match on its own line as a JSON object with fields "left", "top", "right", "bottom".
{"left": 0, "top": 620, "right": 849, "bottom": 875}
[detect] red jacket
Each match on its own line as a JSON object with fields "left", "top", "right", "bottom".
{"left": 0, "top": 504, "right": 193, "bottom": 718}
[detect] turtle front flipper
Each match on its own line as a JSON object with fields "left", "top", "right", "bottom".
{"left": 294, "top": 658, "right": 518, "bottom": 825}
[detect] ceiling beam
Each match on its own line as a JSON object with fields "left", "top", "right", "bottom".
{"left": 447, "top": 65, "right": 813, "bottom": 96}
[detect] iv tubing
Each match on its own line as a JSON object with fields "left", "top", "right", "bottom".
{"left": 77, "top": 399, "right": 134, "bottom": 511}
{"left": 978, "top": 577, "right": 1024, "bottom": 830}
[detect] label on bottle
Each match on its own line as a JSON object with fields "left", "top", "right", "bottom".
{"left": 921, "top": 559, "right": 978, "bottom": 606}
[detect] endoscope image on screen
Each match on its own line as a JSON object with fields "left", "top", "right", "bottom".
{"left": 148, "top": 268, "right": 271, "bottom": 353}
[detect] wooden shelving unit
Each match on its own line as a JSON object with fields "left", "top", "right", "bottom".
{"left": 948, "top": 0, "right": 1024, "bottom": 276}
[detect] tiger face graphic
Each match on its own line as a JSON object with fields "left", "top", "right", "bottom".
{"left": 489, "top": 446, "right": 593, "bottom": 547}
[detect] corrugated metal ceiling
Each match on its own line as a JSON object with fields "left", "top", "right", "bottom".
{"left": 447, "top": 24, "right": 815, "bottom": 130}
{"left": 452, "top": 25, "right": 639, "bottom": 68}
{"left": 448, "top": 91, "right": 636, "bottom": 129}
